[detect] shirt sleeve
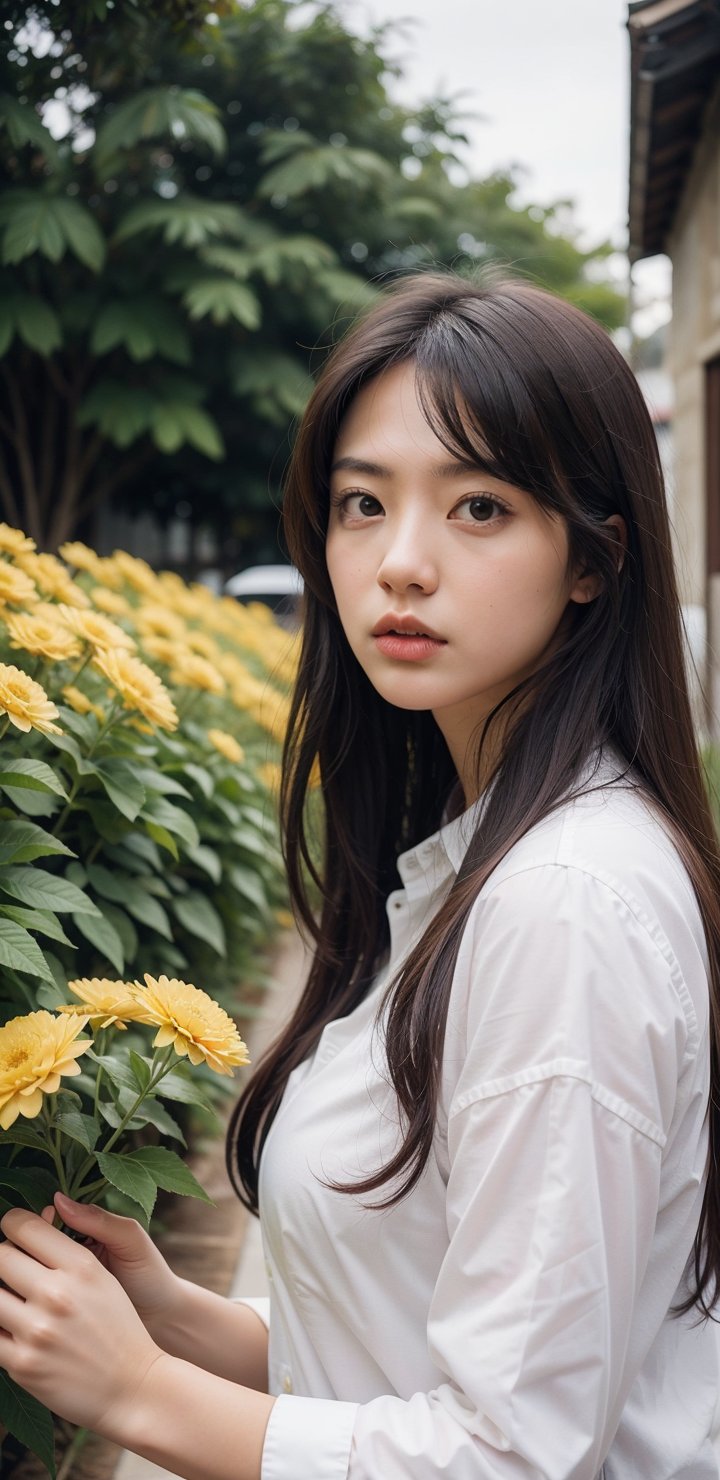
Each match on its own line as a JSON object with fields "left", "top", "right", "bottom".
{"left": 229, "top": 1296, "right": 271, "bottom": 1330}
{"left": 262, "top": 863, "right": 699, "bottom": 1480}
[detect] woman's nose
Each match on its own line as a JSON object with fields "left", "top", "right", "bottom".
{"left": 376, "top": 521, "right": 439, "bottom": 595}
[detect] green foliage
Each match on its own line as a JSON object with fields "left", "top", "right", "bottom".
{"left": 0, "top": 0, "right": 626, "bottom": 557}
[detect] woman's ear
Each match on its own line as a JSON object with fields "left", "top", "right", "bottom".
{"left": 569, "top": 514, "right": 628, "bottom": 604}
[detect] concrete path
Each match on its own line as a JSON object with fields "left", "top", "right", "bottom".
{"left": 114, "top": 926, "right": 310, "bottom": 1480}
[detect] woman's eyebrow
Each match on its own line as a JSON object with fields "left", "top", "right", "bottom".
{"left": 330, "top": 455, "right": 504, "bottom": 480}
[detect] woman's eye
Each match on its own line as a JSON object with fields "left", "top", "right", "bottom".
{"left": 451, "top": 495, "right": 507, "bottom": 524}
{"left": 331, "top": 491, "right": 383, "bottom": 518}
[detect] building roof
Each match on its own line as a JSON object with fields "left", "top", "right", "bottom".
{"left": 628, "top": 0, "right": 720, "bottom": 261}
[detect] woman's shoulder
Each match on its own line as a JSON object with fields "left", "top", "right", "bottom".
{"left": 468, "top": 744, "right": 709, "bottom": 1025}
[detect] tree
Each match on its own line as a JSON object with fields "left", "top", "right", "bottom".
{"left": 0, "top": 0, "right": 625, "bottom": 557}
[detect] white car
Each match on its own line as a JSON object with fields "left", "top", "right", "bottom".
{"left": 224, "top": 564, "right": 304, "bottom": 627}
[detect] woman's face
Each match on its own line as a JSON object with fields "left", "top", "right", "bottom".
{"left": 325, "top": 360, "right": 598, "bottom": 797}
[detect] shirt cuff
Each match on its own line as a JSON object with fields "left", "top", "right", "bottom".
{"left": 229, "top": 1295, "right": 271, "bottom": 1329}
{"left": 261, "top": 1394, "right": 359, "bottom": 1480}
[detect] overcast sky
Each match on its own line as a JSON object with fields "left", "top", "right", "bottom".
{"left": 345, "top": 0, "right": 671, "bottom": 333}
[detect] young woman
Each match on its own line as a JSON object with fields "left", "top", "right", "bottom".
{"left": 1, "top": 271, "right": 720, "bottom": 1479}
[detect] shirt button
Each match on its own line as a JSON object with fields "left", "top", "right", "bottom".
{"left": 393, "top": 900, "right": 403, "bottom": 910}
{"left": 282, "top": 1373, "right": 293, "bottom": 1393}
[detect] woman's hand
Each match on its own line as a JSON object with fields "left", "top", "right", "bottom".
{"left": 44, "top": 1191, "right": 184, "bottom": 1341}
{"left": 0, "top": 1204, "right": 166, "bottom": 1437}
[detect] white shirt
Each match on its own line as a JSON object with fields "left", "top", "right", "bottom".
{"left": 234, "top": 745, "right": 719, "bottom": 1478}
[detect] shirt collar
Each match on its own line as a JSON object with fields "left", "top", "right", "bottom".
{"left": 396, "top": 742, "right": 629, "bottom": 890}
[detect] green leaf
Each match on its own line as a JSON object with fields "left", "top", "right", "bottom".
{"left": 182, "top": 762, "right": 213, "bottom": 800}
{"left": 85, "top": 1050, "right": 139, "bottom": 1096}
{"left": 149, "top": 400, "right": 224, "bottom": 459}
{"left": 0, "top": 192, "right": 105, "bottom": 271}
{"left": 0, "top": 94, "right": 60, "bottom": 166}
{"left": 128, "top": 1049, "right": 152, "bottom": 1092}
{"left": 100, "top": 901, "right": 138, "bottom": 964}
{"left": 186, "top": 842, "right": 221, "bottom": 884}
{"left": 93, "top": 759, "right": 146, "bottom": 821}
{"left": 0, "top": 1123, "right": 51, "bottom": 1154}
{"left": 95, "top": 1151, "right": 157, "bottom": 1224}
{"left": 0, "top": 1166, "right": 59, "bottom": 1212}
{"left": 10, "top": 292, "right": 62, "bottom": 353}
{"left": 0, "top": 1370, "right": 56, "bottom": 1478}
{"left": 0, "top": 866, "right": 100, "bottom": 913}
{"left": 0, "top": 759, "right": 68, "bottom": 798}
{"left": 0, "top": 918, "right": 54, "bottom": 980}
{"left": 145, "top": 821, "right": 179, "bottom": 859}
{"left": 114, "top": 195, "right": 248, "bottom": 249}
{"left": 141, "top": 797, "right": 199, "bottom": 851}
{"left": 91, "top": 297, "right": 191, "bottom": 366}
{"left": 170, "top": 890, "right": 225, "bottom": 956}
{"left": 0, "top": 904, "right": 75, "bottom": 947}
{"left": 182, "top": 277, "right": 261, "bottom": 330}
{"left": 228, "top": 864, "right": 269, "bottom": 914}
{"left": 95, "top": 87, "right": 226, "bottom": 170}
{"left": 122, "top": 883, "right": 173, "bottom": 939}
{"left": 156, "top": 1065, "right": 216, "bottom": 1113}
{"left": 71, "top": 908, "right": 125, "bottom": 974}
{"left": 55, "top": 1108, "right": 99, "bottom": 1152}
{"left": 0, "top": 820, "right": 75, "bottom": 866}
{"left": 125, "top": 1146, "right": 214, "bottom": 1203}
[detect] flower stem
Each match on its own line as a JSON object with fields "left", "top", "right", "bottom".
{"left": 67, "top": 1045, "right": 178, "bottom": 1198}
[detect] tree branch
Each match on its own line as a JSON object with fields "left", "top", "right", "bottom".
{"left": 0, "top": 364, "right": 41, "bottom": 540}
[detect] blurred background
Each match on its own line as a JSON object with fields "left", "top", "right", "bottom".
{"left": 1, "top": 0, "right": 719, "bottom": 716}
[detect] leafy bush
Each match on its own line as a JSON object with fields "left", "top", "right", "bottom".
{"left": 0, "top": 525, "right": 300, "bottom": 1469}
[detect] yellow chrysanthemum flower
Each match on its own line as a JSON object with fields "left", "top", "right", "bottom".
{"left": 0, "top": 562, "right": 38, "bottom": 606}
{"left": 58, "top": 978, "right": 149, "bottom": 1031}
{"left": 0, "top": 663, "right": 62, "bottom": 734}
{"left": 130, "top": 973, "right": 250, "bottom": 1076}
{"left": 111, "top": 550, "right": 161, "bottom": 597}
{"left": 56, "top": 604, "right": 136, "bottom": 653}
{"left": 134, "top": 604, "right": 187, "bottom": 641}
{"left": 139, "top": 635, "right": 184, "bottom": 668}
{"left": 59, "top": 541, "right": 107, "bottom": 582}
{"left": 257, "top": 760, "right": 282, "bottom": 794}
{"left": 207, "top": 728, "right": 245, "bottom": 764}
{"left": 90, "top": 585, "right": 132, "bottom": 616}
{"left": 61, "top": 684, "right": 105, "bottom": 721}
{"left": 184, "top": 629, "right": 220, "bottom": 661}
{"left": 0, "top": 1010, "right": 92, "bottom": 1130}
{"left": 0, "top": 524, "right": 35, "bottom": 557}
{"left": 92, "top": 648, "right": 178, "bottom": 730}
{"left": 4, "top": 609, "right": 82, "bottom": 663}
{"left": 169, "top": 651, "right": 225, "bottom": 695}
{"left": 15, "top": 552, "right": 90, "bottom": 608}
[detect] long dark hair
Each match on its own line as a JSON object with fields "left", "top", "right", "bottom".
{"left": 226, "top": 270, "right": 720, "bottom": 1317}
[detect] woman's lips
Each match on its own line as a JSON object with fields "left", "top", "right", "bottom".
{"left": 373, "top": 633, "right": 447, "bottom": 661}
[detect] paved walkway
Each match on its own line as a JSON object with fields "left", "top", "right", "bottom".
{"left": 115, "top": 927, "right": 310, "bottom": 1480}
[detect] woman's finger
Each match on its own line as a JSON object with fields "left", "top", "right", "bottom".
{"left": 0, "top": 1240, "right": 35, "bottom": 1299}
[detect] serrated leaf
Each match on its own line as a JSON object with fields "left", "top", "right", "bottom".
{"left": 0, "top": 917, "right": 55, "bottom": 979}
{"left": 0, "top": 819, "right": 75, "bottom": 865}
{"left": 0, "top": 866, "right": 100, "bottom": 913}
{"left": 0, "top": 904, "right": 75, "bottom": 947}
{"left": 156, "top": 1065, "right": 215, "bottom": 1112}
{"left": 55, "top": 1108, "right": 99, "bottom": 1152}
{"left": 93, "top": 759, "right": 146, "bottom": 821}
{"left": 85, "top": 1050, "right": 138, "bottom": 1095}
{"left": 125, "top": 1146, "right": 214, "bottom": 1203}
{"left": 141, "top": 797, "right": 198, "bottom": 850}
{"left": 0, "top": 1123, "right": 52, "bottom": 1154}
{"left": 0, "top": 759, "right": 68, "bottom": 797}
{"left": 95, "top": 1151, "right": 157, "bottom": 1222}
